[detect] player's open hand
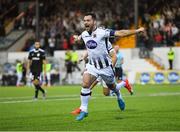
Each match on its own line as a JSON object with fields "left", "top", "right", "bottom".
{"left": 73, "top": 35, "right": 79, "bottom": 42}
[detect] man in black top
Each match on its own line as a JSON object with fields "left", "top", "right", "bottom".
{"left": 27, "top": 41, "right": 47, "bottom": 100}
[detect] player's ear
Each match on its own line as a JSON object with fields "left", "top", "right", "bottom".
{"left": 94, "top": 20, "right": 96, "bottom": 25}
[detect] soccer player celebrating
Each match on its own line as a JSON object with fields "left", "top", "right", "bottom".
{"left": 73, "top": 12, "right": 144, "bottom": 121}
{"left": 71, "top": 47, "right": 131, "bottom": 115}
{"left": 26, "top": 41, "right": 47, "bottom": 100}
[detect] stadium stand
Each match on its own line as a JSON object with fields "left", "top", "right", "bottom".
{"left": 0, "top": 0, "right": 179, "bottom": 86}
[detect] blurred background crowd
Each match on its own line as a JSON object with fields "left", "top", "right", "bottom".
{"left": 1, "top": 0, "right": 179, "bottom": 54}
{"left": 0, "top": 0, "right": 179, "bottom": 86}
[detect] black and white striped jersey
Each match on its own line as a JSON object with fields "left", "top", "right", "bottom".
{"left": 81, "top": 27, "right": 114, "bottom": 69}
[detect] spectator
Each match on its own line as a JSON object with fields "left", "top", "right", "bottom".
{"left": 71, "top": 48, "right": 81, "bottom": 72}
{"left": 62, "top": 50, "right": 73, "bottom": 84}
{"left": 48, "top": 36, "right": 56, "bottom": 56}
{"left": 167, "top": 47, "right": 175, "bottom": 70}
{"left": 16, "top": 60, "right": 23, "bottom": 86}
{"left": 42, "top": 60, "right": 52, "bottom": 87}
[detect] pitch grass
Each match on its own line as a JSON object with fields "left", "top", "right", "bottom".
{"left": 0, "top": 84, "right": 180, "bottom": 131}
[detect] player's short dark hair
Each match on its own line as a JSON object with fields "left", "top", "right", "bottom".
{"left": 35, "top": 39, "right": 40, "bottom": 43}
{"left": 84, "top": 12, "right": 96, "bottom": 20}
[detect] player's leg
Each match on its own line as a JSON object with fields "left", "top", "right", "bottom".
{"left": 120, "top": 68, "right": 134, "bottom": 95}
{"left": 42, "top": 73, "right": 46, "bottom": 86}
{"left": 90, "top": 79, "right": 99, "bottom": 90}
{"left": 32, "top": 73, "right": 46, "bottom": 99}
{"left": 115, "top": 67, "right": 125, "bottom": 90}
{"left": 76, "top": 72, "right": 97, "bottom": 121}
{"left": 106, "top": 83, "right": 125, "bottom": 110}
{"left": 74, "top": 61, "right": 81, "bottom": 71}
{"left": 115, "top": 67, "right": 133, "bottom": 95}
{"left": 16, "top": 73, "right": 22, "bottom": 86}
{"left": 31, "top": 73, "right": 39, "bottom": 99}
{"left": 103, "top": 87, "right": 110, "bottom": 96}
{"left": 101, "top": 80, "right": 110, "bottom": 96}
{"left": 101, "top": 67, "right": 125, "bottom": 110}
{"left": 71, "top": 76, "right": 99, "bottom": 115}
{"left": 71, "top": 80, "right": 98, "bottom": 115}
{"left": 46, "top": 72, "right": 51, "bottom": 86}
{"left": 32, "top": 79, "right": 39, "bottom": 100}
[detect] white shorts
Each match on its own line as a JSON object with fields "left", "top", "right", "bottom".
{"left": 84, "top": 63, "right": 115, "bottom": 85}
{"left": 96, "top": 76, "right": 108, "bottom": 88}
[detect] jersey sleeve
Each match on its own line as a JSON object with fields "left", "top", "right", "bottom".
{"left": 104, "top": 29, "right": 115, "bottom": 38}
{"left": 41, "top": 51, "right": 46, "bottom": 60}
{"left": 28, "top": 52, "right": 32, "bottom": 60}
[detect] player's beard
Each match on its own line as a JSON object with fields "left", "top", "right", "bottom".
{"left": 85, "top": 25, "right": 91, "bottom": 31}
{"left": 86, "top": 25, "right": 96, "bottom": 33}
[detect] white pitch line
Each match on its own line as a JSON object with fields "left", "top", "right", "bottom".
{"left": 0, "top": 92, "right": 180, "bottom": 104}
{"left": 0, "top": 97, "right": 97, "bottom": 104}
{"left": 150, "top": 92, "right": 180, "bottom": 96}
{"left": 0, "top": 94, "right": 80, "bottom": 100}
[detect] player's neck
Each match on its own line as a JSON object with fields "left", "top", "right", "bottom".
{"left": 34, "top": 48, "right": 40, "bottom": 52}
{"left": 88, "top": 26, "right": 97, "bottom": 35}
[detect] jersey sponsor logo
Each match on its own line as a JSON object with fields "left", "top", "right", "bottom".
{"left": 37, "top": 53, "right": 40, "bottom": 57}
{"left": 32, "top": 57, "right": 40, "bottom": 60}
{"left": 168, "top": 72, "right": 179, "bottom": 83}
{"left": 86, "top": 40, "right": 97, "bottom": 49}
{"left": 154, "top": 72, "right": 165, "bottom": 83}
{"left": 140, "top": 73, "right": 150, "bottom": 84}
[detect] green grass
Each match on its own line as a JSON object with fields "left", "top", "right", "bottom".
{"left": 0, "top": 84, "right": 180, "bottom": 131}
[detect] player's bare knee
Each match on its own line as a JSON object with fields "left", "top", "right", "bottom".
{"left": 103, "top": 91, "right": 109, "bottom": 96}
{"left": 106, "top": 83, "right": 115, "bottom": 90}
{"left": 103, "top": 88, "right": 110, "bottom": 96}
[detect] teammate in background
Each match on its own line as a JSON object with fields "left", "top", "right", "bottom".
{"left": 71, "top": 48, "right": 81, "bottom": 72}
{"left": 63, "top": 50, "right": 73, "bottom": 84}
{"left": 26, "top": 41, "right": 47, "bottom": 100}
{"left": 42, "top": 60, "right": 52, "bottom": 87}
{"left": 16, "top": 60, "right": 23, "bottom": 86}
{"left": 72, "top": 12, "right": 144, "bottom": 121}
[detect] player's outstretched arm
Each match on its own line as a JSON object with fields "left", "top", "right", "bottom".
{"left": 114, "top": 27, "right": 144, "bottom": 37}
{"left": 43, "top": 59, "right": 47, "bottom": 77}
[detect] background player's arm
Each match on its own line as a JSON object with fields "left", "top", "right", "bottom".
{"left": 43, "top": 59, "right": 47, "bottom": 76}
{"left": 26, "top": 59, "right": 31, "bottom": 75}
{"left": 109, "top": 50, "right": 117, "bottom": 67}
{"left": 114, "top": 27, "right": 144, "bottom": 37}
